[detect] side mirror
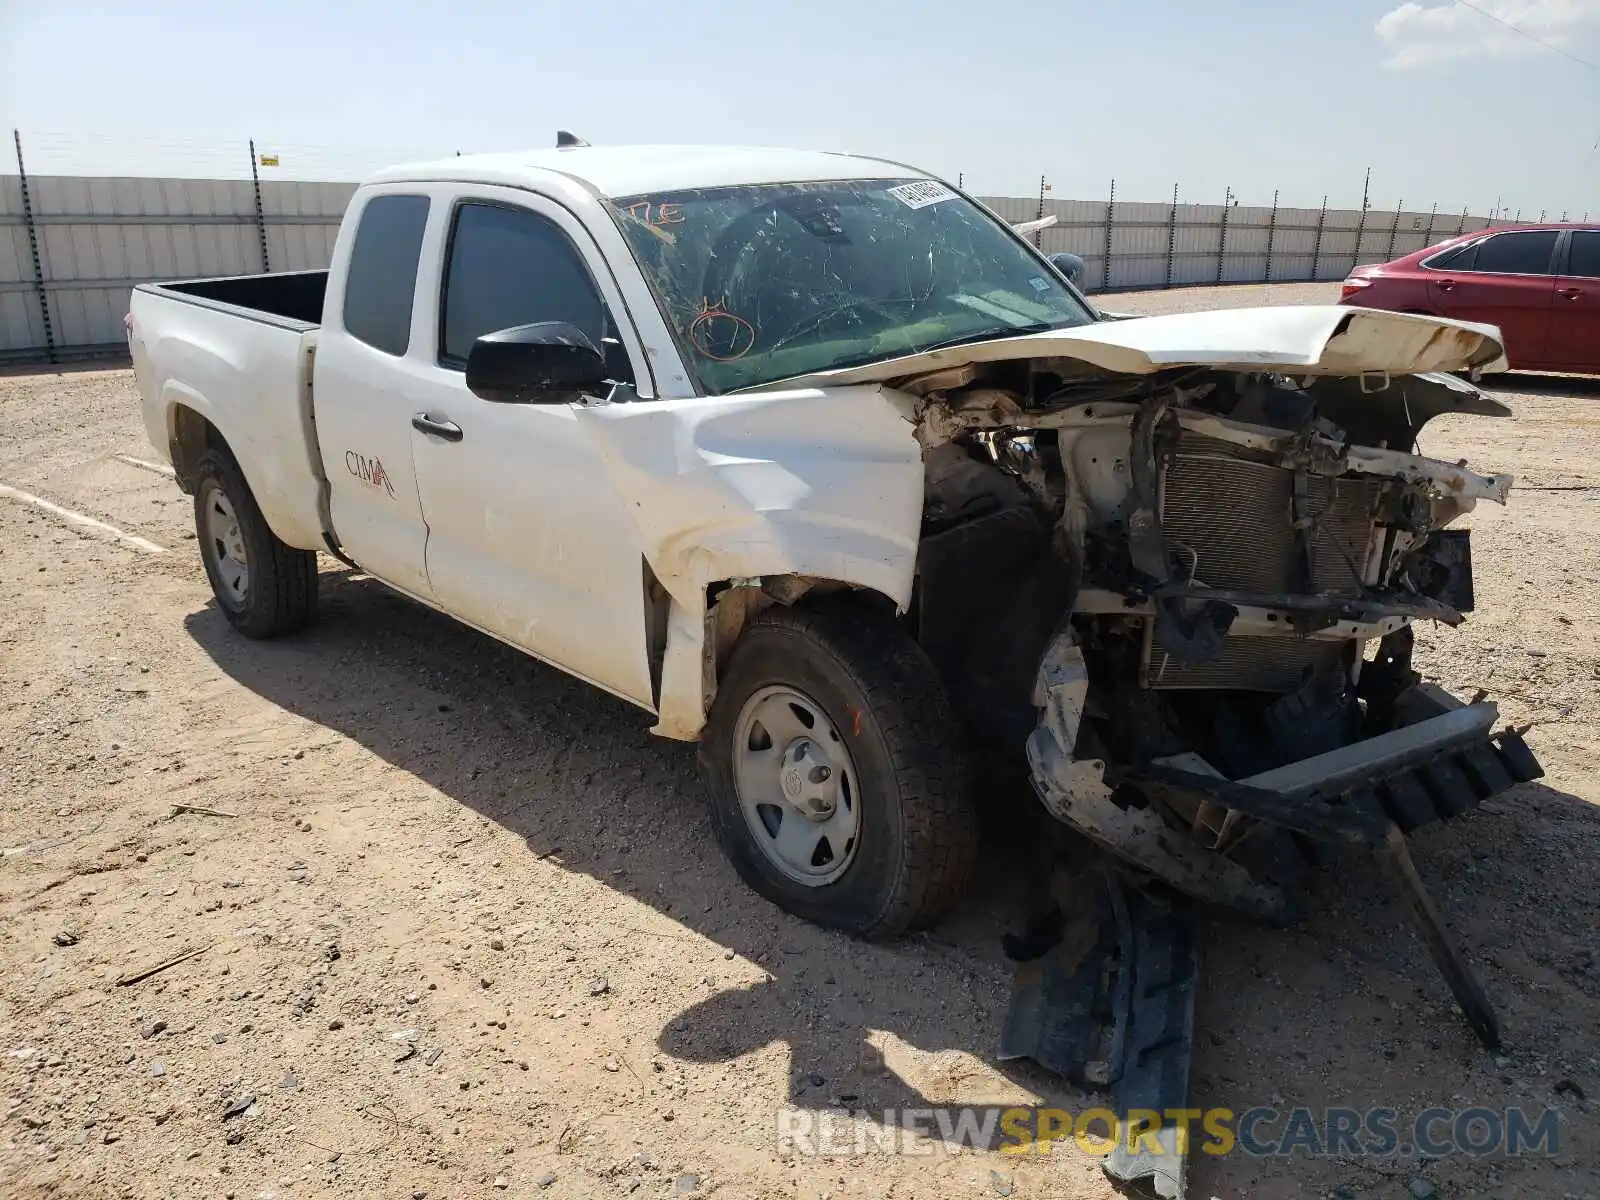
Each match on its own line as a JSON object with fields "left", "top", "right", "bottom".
{"left": 465, "top": 322, "right": 609, "bottom": 405}
{"left": 1048, "top": 252, "right": 1085, "bottom": 287}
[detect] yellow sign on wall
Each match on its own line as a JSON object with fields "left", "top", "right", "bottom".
{"left": 258, "top": 154, "right": 280, "bottom": 167}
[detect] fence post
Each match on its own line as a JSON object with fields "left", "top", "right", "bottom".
{"left": 1457, "top": 207, "right": 1468, "bottom": 236}
{"left": 13, "top": 129, "right": 56, "bottom": 365}
{"left": 1352, "top": 190, "right": 1371, "bottom": 274}
{"left": 1034, "top": 175, "right": 1047, "bottom": 248}
{"left": 1384, "top": 198, "right": 1403, "bottom": 263}
{"left": 1164, "top": 183, "right": 1178, "bottom": 288}
{"left": 1422, "top": 201, "right": 1437, "bottom": 248}
{"left": 1101, "top": 178, "right": 1115, "bottom": 290}
{"left": 249, "top": 139, "right": 271, "bottom": 273}
{"left": 1264, "top": 189, "right": 1280, "bottom": 282}
{"left": 1216, "top": 186, "right": 1232, "bottom": 284}
{"left": 1310, "top": 195, "right": 1328, "bottom": 282}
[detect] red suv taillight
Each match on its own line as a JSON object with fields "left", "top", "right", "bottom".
{"left": 1340, "top": 277, "right": 1373, "bottom": 300}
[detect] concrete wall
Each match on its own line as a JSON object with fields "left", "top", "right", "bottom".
{"left": 2, "top": 173, "right": 1493, "bottom": 361}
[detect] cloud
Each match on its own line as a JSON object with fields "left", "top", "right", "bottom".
{"left": 1375, "top": 0, "right": 1600, "bottom": 68}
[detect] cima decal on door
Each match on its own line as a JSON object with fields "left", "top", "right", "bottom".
{"left": 345, "top": 451, "right": 394, "bottom": 498}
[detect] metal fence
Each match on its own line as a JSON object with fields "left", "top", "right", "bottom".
{"left": 981, "top": 190, "right": 1496, "bottom": 292}
{"left": 0, "top": 131, "right": 1552, "bottom": 363}
{"left": 2, "top": 172, "right": 349, "bottom": 363}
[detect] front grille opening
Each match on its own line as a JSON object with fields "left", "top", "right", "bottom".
{"left": 1144, "top": 633, "right": 1346, "bottom": 693}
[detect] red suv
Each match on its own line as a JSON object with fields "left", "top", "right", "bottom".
{"left": 1340, "top": 224, "right": 1600, "bottom": 373}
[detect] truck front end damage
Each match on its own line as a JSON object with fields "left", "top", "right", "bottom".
{"left": 908, "top": 351, "right": 1539, "bottom": 944}
{"left": 576, "top": 306, "right": 1540, "bottom": 1198}
{"left": 1003, "top": 383, "right": 1537, "bottom": 919}
{"left": 899, "top": 327, "right": 1541, "bottom": 1198}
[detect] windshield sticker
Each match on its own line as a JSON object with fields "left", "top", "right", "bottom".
{"left": 1028, "top": 277, "right": 1052, "bottom": 293}
{"left": 688, "top": 298, "right": 757, "bottom": 362}
{"left": 887, "top": 181, "right": 956, "bottom": 210}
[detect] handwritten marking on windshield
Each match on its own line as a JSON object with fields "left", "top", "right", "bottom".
{"left": 688, "top": 298, "right": 756, "bottom": 362}
{"left": 626, "top": 201, "right": 685, "bottom": 228}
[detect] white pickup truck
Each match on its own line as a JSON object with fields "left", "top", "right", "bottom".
{"left": 129, "top": 142, "right": 1540, "bottom": 954}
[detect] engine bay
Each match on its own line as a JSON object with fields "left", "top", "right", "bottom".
{"left": 908, "top": 358, "right": 1536, "bottom": 915}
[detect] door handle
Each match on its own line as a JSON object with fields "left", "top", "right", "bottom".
{"left": 411, "top": 413, "right": 463, "bottom": 442}
{"left": 1436, "top": 279, "right": 1456, "bottom": 292}
{"left": 1557, "top": 286, "right": 1583, "bottom": 301}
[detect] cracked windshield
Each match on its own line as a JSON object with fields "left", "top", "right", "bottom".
{"left": 608, "top": 178, "right": 1096, "bottom": 393}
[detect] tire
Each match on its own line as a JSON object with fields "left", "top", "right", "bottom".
{"left": 700, "top": 597, "right": 979, "bottom": 939}
{"left": 194, "top": 447, "right": 318, "bottom": 638}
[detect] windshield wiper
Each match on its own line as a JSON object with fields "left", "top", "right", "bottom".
{"left": 915, "top": 322, "right": 1058, "bottom": 354}
{"left": 739, "top": 321, "right": 1073, "bottom": 393}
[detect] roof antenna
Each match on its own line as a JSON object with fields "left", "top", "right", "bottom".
{"left": 556, "top": 130, "right": 589, "bottom": 149}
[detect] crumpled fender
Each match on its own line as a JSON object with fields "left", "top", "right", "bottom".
{"left": 572, "top": 385, "right": 926, "bottom": 739}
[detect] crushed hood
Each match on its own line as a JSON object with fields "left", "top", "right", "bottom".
{"left": 749, "top": 305, "right": 1508, "bottom": 392}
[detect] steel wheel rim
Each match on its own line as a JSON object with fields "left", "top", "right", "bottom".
{"left": 203, "top": 487, "right": 249, "bottom": 606}
{"left": 731, "top": 685, "right": 861, "bottom": 887}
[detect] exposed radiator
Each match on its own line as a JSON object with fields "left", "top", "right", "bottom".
{"left": 1146, "top": 435, "right": 1380, "bottom": 693}
{"left": 1160, "top": 436, "right": 1382, "bottom": 597}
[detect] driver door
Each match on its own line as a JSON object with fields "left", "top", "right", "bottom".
{"left": 406, "top": 188, "right": 660, "bottom": 710}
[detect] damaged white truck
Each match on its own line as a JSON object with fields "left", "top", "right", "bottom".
{"left": 130, "top": 142, "right": 1540, "bottom": 1193}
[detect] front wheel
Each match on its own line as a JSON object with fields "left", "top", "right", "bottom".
{"left": 194, "top": 448, "right": 319, "bottom": 638}
{"left": 700, "top": 598, "right": 979, "bottom": 939}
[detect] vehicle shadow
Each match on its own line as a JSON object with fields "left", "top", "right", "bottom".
{"left": 1487, "top": 372, "right": 1600, "bottom": 400}
{"left": 184, "top": 568, "right": 1600, "bottom": 1194}
{"left": 182, "top": 569, "right": 1087, "bottom": 1123}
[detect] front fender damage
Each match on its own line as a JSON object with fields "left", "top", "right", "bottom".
{"left": 571, "top": 386, "right": 926, "bottom": 738}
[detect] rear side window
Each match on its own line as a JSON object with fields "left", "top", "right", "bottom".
{"left": 440, "top": 202, "right": 605, "bottom": 365}
{"left": 1566, "top": 230, "right": 1600, "bottom": 278}
{"left": 1468, "top": 230, "right": 1558, "bottom": 276}
{"left": 1427, "top": 240, "right": 1478, "bottom": 270}
{"left": 341, "top": 194, "right": 430, "bottom": 355}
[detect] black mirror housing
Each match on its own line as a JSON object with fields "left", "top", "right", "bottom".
{"left": 465, "top": 322, "right": 609, "bottom": 404}
{"left": 1048, "top": 252, "right": 1085, "bottom": 287}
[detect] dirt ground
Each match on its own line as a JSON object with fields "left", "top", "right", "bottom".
{"left": 2, "top": 282, "right": 1597, "bottom": 1200}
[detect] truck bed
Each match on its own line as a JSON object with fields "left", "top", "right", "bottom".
{"left": 129, "top": 274, "right": 329, "bottom": 554}
{"left": 150, "top": 270, "right": 328, "bottom": 328}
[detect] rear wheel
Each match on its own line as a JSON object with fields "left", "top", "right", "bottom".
{"left": 701, "top": 597, "right": 979, "bottom": 938}
{"left": 194, "top": 448, "right": 318, "bottom": 638}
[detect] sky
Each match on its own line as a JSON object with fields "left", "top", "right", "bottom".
{"left": 1, "top": 0, "right": 1597, "bottom": 216}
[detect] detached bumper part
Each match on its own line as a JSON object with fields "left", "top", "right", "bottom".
{"left": 1127, "top": 702, "right": 1542, "bottom": 849}
{"left": 1006, "top": 685, "right": 1542, "bottom": 1200}
{"left": 998, "top": 874, "right": 1198, "bottom": 1200}
{"left": 1027, "top": 668, "right": 1542, "bottom": 1050}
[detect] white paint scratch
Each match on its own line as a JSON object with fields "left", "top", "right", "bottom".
{"left": 0, "top": 483, "right": 167, "bottom": 554}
